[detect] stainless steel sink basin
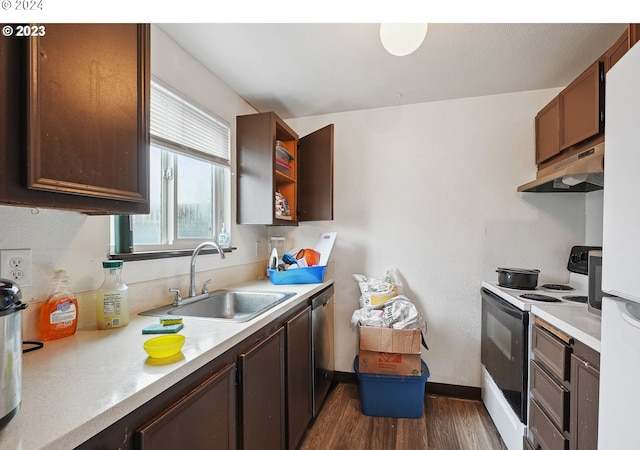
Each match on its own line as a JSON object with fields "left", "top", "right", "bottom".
{"left": 140, "top": 290, "right": 296, "bottom": 322}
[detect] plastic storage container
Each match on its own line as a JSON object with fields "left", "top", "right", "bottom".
{"left": 39, "top": 270, "right": 78, "bottom": 341}
{"left": 269, "top": 237, "right": 286, "bottom": 262}
{"left": 268, "top": 266, "right": 326, "bottom": 284}
{"left": 354, "top": 357, "right": 430, "bottom": 418}
{"left": 96, "top": 260, "right": 129, "bottom": 329}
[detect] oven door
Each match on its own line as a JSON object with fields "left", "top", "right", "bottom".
{"left": 481, "top": 287, "right": 528, "bottom": 423}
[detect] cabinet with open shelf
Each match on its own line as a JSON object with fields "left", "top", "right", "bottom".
{"left": 237, "top": 111, "right": 333, "bottom": 225}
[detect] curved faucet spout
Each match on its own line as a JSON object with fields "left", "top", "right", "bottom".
{"left": 190, "top": 241, "right": 225, "bottom": 297}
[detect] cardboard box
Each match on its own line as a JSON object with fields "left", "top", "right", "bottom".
{"left": 358, "top": 326, "right": 422, "bottom": 376}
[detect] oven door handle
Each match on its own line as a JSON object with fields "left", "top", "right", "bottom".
{"left": 481, "top": 288, "right": 525, "bottom": 320}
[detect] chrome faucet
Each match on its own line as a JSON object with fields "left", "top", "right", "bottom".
{"left": 189, "top": 241, "right": 225, "bottom": 297}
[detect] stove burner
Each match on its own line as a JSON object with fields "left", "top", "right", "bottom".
{"left": 520, "top": 293, "right": 561, "bottom": 302}
{"left": 541, "top": 284, "right": 574, "bottom": 291}
{"left": 562, "top": 295, "right": 588, "bottom": 303}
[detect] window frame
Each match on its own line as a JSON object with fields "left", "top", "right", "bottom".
{"left": 112, "top": 79, "right": 232, "bottom": 257}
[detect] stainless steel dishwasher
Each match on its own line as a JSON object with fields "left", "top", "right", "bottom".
{"left": 311, "top": 284, "right": 334, "bottom": 417}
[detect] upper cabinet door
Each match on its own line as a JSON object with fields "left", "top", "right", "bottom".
{"left": 558, "top": 61, "right": 604, "bottom": 151}
{"left": 629, "top": 24, "right": 640, "bottom": 48}
{"left": 604, "top": 30, "right": 629, "bottom": 73}
{"left": 27, "top": 24, "right": 150, "bottom": 209}
{"left": 0, "top": 24, "right": 150, "bottom": 214}
{"left": 535, "top": 97, "right": 560, "bottom": 164}
{"left": 297, "top": 125, "right": 334, "bottom": 221}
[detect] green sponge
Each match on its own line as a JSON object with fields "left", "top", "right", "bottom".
{"left": 159, "top": 315, "right": 183, "bottom": 325}
{"left": 142, "top": 323, "right": 184, "bottom": 334}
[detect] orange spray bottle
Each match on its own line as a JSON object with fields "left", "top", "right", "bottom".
{"left": 39, "top": 270, "right": 79, "bottom": 341}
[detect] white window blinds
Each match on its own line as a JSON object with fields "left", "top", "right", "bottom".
{"left": 150, "top": 80, "right": 230, "bottom": 166}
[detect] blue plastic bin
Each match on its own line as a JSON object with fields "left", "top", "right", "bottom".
{"left": 354, "top": 357, "right": 429, "bottom": 418}
{"left": 268, "top": 266, "right": 326, "bottom": 284}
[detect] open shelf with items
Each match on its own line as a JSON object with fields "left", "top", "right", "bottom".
{"left": 274, "top": 133, "right": 297, "bottom": 222}
{"left": 237, "top": 111, "right": 333, "bottom": 225}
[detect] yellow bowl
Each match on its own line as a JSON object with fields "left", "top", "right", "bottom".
{"left": 143, "top": 334, "right": 185, "bottom": 359}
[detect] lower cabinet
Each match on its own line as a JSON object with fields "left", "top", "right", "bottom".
{"left": 286, "top": 306, "right": 313, "bottom": 450}
{"left": 136, "top": 363, "right": 237, "bottom": 450}
{"left": 238, "top": 305, "right": 313, "bottom": 450}
{"left": 527, "top": 319, "right": 600, "bottom": 450}
{"left": 569, "top": 342, "right": 600, "bottom": 450}
{"left": 239, "top": 327, "right": 286, "bottom": 450}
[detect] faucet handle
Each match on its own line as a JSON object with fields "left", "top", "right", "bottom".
{"left": 201, "top": 279, "right": 213, "bottom": 294}
{"left": 169, "top": 288, "right": 183, "bottom": 307}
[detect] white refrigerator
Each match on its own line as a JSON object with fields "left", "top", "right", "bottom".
{"left": 600, "top": 41, "right": 640, "bottom": 449}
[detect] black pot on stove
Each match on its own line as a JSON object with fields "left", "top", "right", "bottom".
{"left": 496, "top": 267, "right": 540, "bottom": 290}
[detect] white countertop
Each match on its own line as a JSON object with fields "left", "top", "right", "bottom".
{"left": 530, "top": 303, "right": 601, "bottom": 352}
{"left": 0, "top": 279, "right": 332, "bottom": 450}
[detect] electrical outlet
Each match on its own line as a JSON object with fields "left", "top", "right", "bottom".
{"left": 1, "top": 249, "right": 32, "bottom": 287}
{"left": 255, "top": 241, "right": 262, "bottom": 258}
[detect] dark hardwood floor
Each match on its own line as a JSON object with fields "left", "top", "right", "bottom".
{"left": 299, "top": 383, "right": 508, "bottom": 450}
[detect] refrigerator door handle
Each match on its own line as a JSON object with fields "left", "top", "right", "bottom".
{"left": 616, "top": 299, "right": 640, "bottom": 329}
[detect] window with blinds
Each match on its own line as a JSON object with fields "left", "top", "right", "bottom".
{"left": 150, "top": 81, "right": 230, "bottom": 167}
{"left": 116, "top": 80, "right": 232, "bottom": 251}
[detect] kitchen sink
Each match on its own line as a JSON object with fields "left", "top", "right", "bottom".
{"left": 139, "top": 290, "right": 297, "bottom": 322}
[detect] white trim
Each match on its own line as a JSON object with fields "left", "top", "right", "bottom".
{"left": 481, "top": 365, "right": 525, "bottom": 450}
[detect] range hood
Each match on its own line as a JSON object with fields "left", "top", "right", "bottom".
{"left": 517, "top": 142, "right": 604, "bottom": 193}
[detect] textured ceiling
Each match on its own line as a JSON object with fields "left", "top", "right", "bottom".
{"left": 158, "top": 23, "right": 627, "bottom": 119}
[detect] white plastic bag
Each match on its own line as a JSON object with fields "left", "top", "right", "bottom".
{"left": 381, "top": 295, "right": 427, "bottom": 337}
{"left": 353, "top": 268, "right": 403, "bottom": 308}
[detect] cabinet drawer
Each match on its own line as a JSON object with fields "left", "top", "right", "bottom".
{"left": 532, "top": 324, "right": 571, "bottom": 381}
{"left": 530, "top": 360, "right": 569, "bottom": 432}
{"left": 530, "top": 399, "right": 569, "bottom": 450}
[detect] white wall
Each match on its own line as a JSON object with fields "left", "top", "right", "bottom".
{"left": 0, "top": 27, "right": 596, "bottom": 389}
{"left": 287, "top": 90, "right": 587, "bottom": 386}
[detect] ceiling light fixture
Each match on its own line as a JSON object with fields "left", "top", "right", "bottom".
{"left": 380, "top": 23, "right": 428, "bottom": 56}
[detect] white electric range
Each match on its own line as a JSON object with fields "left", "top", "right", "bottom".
{"left": 482, "top": 270, "right": 589, "bottom": 311}
{"left": 480, "top": 246, "right": 599, "bottom": 450}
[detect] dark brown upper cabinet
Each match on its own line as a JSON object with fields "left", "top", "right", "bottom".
{"left": 535, "top": 97, "right": 560, "bottom": 164}
{"left": 534, "top": 62, "right": 604, "bottom": 166}
{"left": 558, "top": 60, "right": 604, "bottom": 152}
{"left": 533, "top": 27, "right": 640, "bottom": 167}
{"left": 630, "top": 24, "right": 640, "bottom": 47}
{"left": 0, "top": 24, "right": 150, "bottom": 214}
{"left": 297, "top": 125, "right": 334, "bottom": 222}
{"left": 604, "top": 24, "right": 640, "bottom": 73}
{"left": 604, "top": 29, "right": 629, "bottom": 73}
{"left": 237, "top": 111, "right": 333, "bottom": 225}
